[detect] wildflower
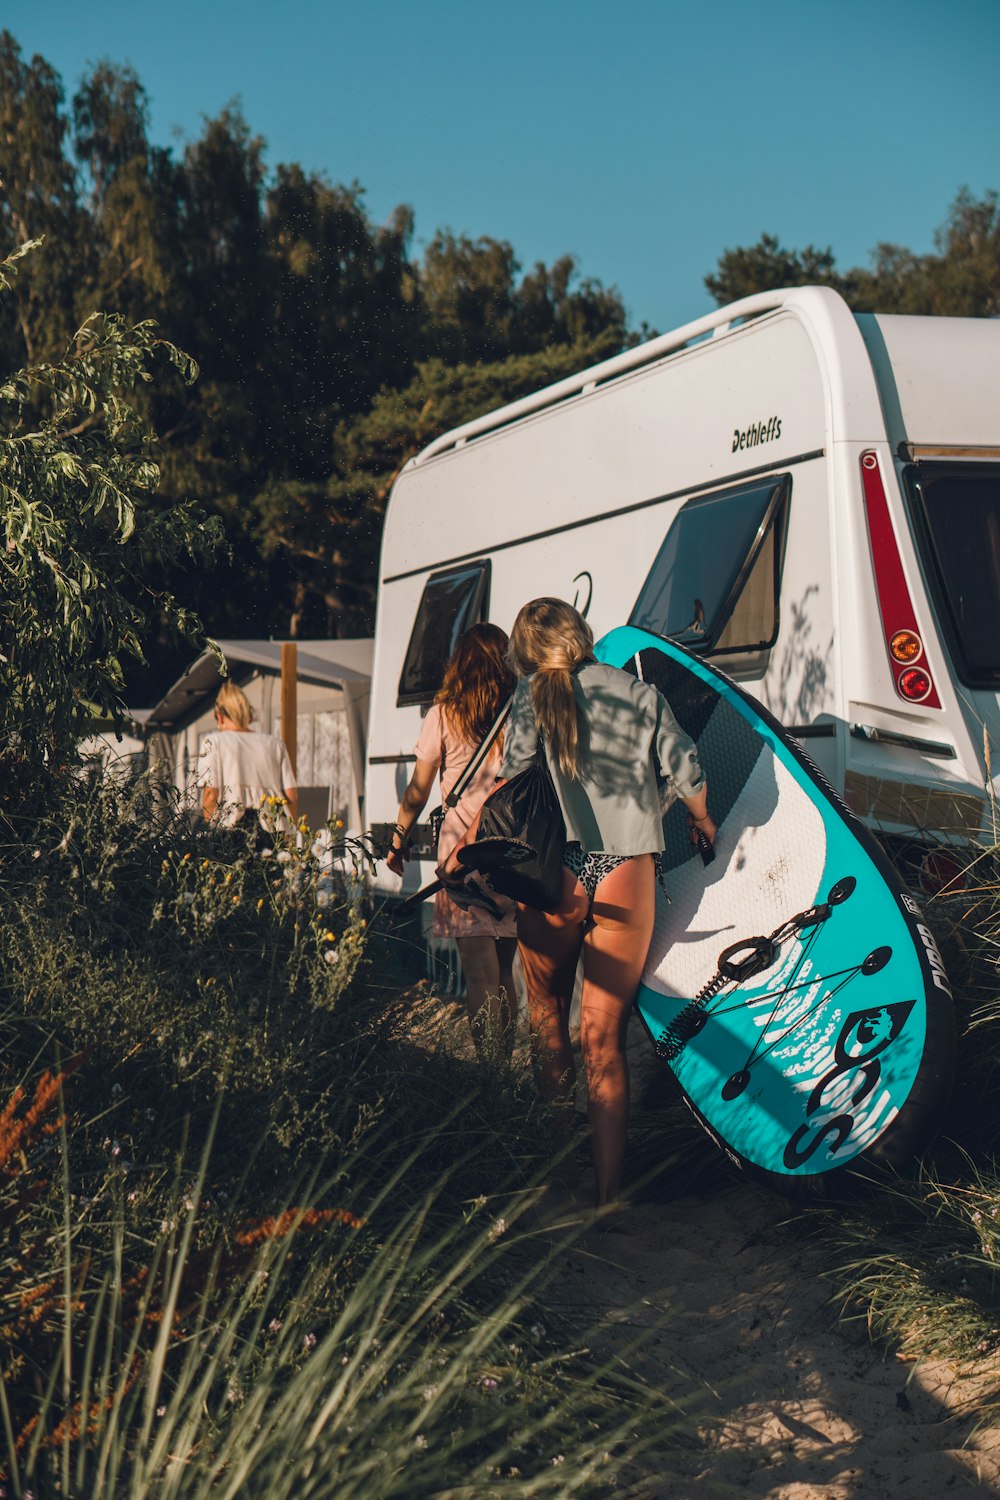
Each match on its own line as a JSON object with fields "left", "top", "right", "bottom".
{"left": 324, "top": 949, "right": 338, "bottom": 965}
{"left": 32, "top": 848, "right": 41, "bottom": 859}
{"left": 414, "top": 1434, "right": 428, "bottom": 1450}
{"left": 479, "top": 1376, "right": 499, "bottom": 1395}
{"left": 226, "top": 1384, "right": 241, "bottom": 1403}
{"left": 161, "top": 1218, "right": 177, "bottom": 1234}
{"left": 182, "top": 852, "right": 192, "bottom": 862}
{"left": 552, "top": 1454, "right": 565, "bottom": 1466}
{"left": 156, "top": 1406, "right": 167, "bottom": 1418}
{"left": 303, "top": 1332, "right": 317, "bottom": 1351}
{"left": 488, "top": 1217, "right": 507, "bottom": 1241}
{"left": 256, "top": 898, "right": 265, "bottom": 912}
{"left": 323, "top": 930, "right": 337, "bottom": 942}
{"left": 276, "top": 850, "right": 293, "bottom": 865}
{"left": 268, "top": 1318, "right": 283, "bottom": 1334}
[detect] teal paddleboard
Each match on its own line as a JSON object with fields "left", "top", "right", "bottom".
{"left": 596, "top": 626, "right": 956, "bottom": 1198}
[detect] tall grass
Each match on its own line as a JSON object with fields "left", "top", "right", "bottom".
{"left": 0, "top": 773, "right": 684, "bottom": 1493}
{"left": 800, "top": 834, "right": 1000, "bottom": 1415}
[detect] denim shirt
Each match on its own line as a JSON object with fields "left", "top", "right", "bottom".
{"left": 498, "top": 661, "right": 704, "bottom": 855}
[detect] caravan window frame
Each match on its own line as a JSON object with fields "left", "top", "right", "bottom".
{"left": 903, "top": 460, "right": 1000, "bottom": 689}
{"left": 628, "top": 474, "right": 790, "bottom": 658}
{"left": 396, "top": 560, "right": 492, "bottom": 707}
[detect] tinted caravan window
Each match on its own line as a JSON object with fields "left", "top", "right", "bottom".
{"left": 629, "top": 476, "right": 789, "bottom": 655}
{"left": 906, "top": 462, "right": 1000, "bottom": 687}
{"left": 397, "top": 561, "right": 491, "bottom": 706}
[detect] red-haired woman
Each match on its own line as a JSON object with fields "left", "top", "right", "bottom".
{"left": 386, "top": 624, "right": 517, "bottom": 1056}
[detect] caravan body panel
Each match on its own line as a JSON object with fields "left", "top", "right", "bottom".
{"left": 368, "top": 288, "right": 1000, "bottom": 898}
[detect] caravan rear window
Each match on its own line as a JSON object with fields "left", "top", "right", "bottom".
{"left": 397, "top": 561, "right": 491, "bottom": 706}
{"left": 629, "top": 476, "right": 789, "bottom": 656}
{"left": 906, "top": 463, "right": 1000, "bottom": 687}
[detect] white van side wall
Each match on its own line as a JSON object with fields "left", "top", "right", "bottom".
{"left": 368, "top": 286, "right": 1000, "bottom": 894}
{"left": 369, "top": 306, "right": 842, "bottom": 894}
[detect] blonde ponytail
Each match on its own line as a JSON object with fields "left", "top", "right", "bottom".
{"left": 508, "top": 598, "right": 594, "bottom": 778}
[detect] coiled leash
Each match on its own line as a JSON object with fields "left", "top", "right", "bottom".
{"left": 654, "top": 901, "right": 833, "bottom": 1062}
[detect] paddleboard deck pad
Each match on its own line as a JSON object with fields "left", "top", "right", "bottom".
{"left": 595, "top": 626, "right": 957, "bottom": 1199}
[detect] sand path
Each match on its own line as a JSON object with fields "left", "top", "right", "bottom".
{"left": 537, "top": 1176, "right": 1000, "bottom": 1497}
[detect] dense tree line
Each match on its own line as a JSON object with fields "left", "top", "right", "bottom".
{"left": 1, "top": 30, "right": 996, "bottom": 700}
{"left": 0, "top": 33, "right": 628, "bottom": 694}
{"left": 705, "top": 189, "right": 1000, "bottom": 317}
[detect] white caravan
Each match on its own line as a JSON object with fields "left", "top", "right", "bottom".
{"left": 366, "top": 285, "right": 1000, "bottom": 902}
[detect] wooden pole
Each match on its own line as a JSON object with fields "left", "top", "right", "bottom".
{"left": 281, "top": 642, "right": 297, "bottom": 777}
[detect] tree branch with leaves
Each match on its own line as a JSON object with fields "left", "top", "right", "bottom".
{"left": 0, "top": 241, "right": 225, "bottom": 780}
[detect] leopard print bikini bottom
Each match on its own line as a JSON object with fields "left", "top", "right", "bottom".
{"left": 562, "top": 842, "right": 667, "bottom": 901}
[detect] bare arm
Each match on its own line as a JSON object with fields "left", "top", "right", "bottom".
{"left": 202, "top": 786, "right": 219, "bottom": 822}
{"left": 682, "top": 784, "right": 716, "bottom": 847}
{"left": 284, "top": 787, "right": 298, "bottom": 826}
{"left": 386, "top": 758, "right": 438, "bottom": 876}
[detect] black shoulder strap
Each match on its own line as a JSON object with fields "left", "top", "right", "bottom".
{"left": 444, "top": 696, "right": 513, "bottom": 809}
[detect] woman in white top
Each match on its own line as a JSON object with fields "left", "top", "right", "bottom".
{"left": 200, "top": 681, "right": 298, "bottom": 836}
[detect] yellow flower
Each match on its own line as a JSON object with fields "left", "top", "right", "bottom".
{"left": 323, "top": 930, "right": 336, "bottom": 942}
{"left": 256, "top": 898, "right": 265, "bottom": 913}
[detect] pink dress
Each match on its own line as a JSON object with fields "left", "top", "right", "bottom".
{"left": 414, "top": 704, "right": 517, "bottom": 939}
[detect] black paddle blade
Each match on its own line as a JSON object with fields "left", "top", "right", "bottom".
{"left": 456, "top": 837, "right": 536, "bottom": 874}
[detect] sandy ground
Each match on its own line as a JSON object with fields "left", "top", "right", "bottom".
{"left": 537, "top": 1013, "right": 1000, "bottom": 1499}
{"left": 539, "top": 1182, "right": 1000, "bottom": 1498}
{"left": 411, "top": 989, "right": 1000, "bottom": 1497}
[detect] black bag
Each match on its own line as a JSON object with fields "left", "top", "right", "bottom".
{"left": 471, "top": 754, "right": 566, "bottom": 912}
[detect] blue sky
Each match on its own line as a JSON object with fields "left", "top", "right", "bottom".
{"left": 5, "top": 0, "right": 998, "bottom": 333}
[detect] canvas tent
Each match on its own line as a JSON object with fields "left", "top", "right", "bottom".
{"left": 144, "top": 639, "right": 372, "bottom": 831}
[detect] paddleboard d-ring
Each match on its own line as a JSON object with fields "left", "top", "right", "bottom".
{"left": 827, "top": 876, "right": 857, "bottom": 905}
{"left": 722, "top": 1070, "right": 751, "bottom": 1101}
{"left": 862, "top": 945, "right": 892, "bottom": 975}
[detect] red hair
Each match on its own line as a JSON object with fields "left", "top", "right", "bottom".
{"left": 436, "top": 624, "right": 514, "bottom": 749}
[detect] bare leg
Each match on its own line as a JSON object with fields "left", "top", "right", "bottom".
{"left": 516, "top": 867, "right": 588, "bottom": 1105}
{"left": 580, "top": 855, "right": 655, "bottom": 1208}
{"left": 516, "top": 869, "right": 589, "bottom": 1185}
{"left": 495, "top": 937, "right": 518, "bottom": 1056}
{"left": 456, "top": 936, "right": 516, "bottom": 1058}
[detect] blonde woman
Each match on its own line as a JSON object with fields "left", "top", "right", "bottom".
{"left": 200, "top": 681, "right": 298, "bottom": 838}
{"left": 447, "top": 598, "right": 713, "bottom": 1218}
